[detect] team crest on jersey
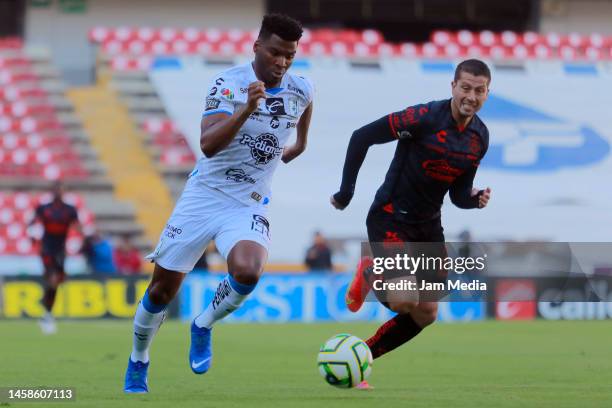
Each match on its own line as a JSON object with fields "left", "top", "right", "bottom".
{"left": 288, "top": 97, "right": 299, "bottom": 116}
{"left": 239, "top": 133, "right": 283, "bottom": 165}
{"left": 221, "top": 88, "right": 234, "bottom": 100}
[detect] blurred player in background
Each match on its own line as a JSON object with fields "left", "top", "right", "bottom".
{"left": 124, "top": 14, "right": 314, "bottom": 393}
{"left": 28, "top": 181, "right": 81, "bottom": 334}
{"left": 331, "top": 59, "right": 492, "bottom": 388}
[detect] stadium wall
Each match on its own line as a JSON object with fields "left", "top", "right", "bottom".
{"left": 24, "top": 0, "right": 264, "bottom": 83}
{"left": 540, "top": 0, "right": 612, "bottom": 34}
{"left": 2, "top": 274, "right": 611, "bottom": 322}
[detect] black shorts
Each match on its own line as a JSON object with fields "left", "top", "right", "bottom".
{"left": 365, "top": 208, "right": 448, "bottom": 305}
{"left": 366, "top": 208, "right": 445, "bottom": 243}
{"left": 41, "top": 250, "right": 67, "bottom": 283}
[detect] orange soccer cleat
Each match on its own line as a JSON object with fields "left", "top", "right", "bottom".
{"left": 345, "top": 257, "right": 374, "bottom": 312}
{"left": 355, "top": 380, "right": 374, "bottom": 390}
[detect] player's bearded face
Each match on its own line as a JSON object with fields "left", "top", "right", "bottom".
{"left": 253, "top": 34, "right": 298, "bottom": 86}
{"left": 451, "top": 72, "right": 489, "bottom": 118}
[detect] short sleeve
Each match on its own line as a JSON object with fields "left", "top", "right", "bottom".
{"left": 203, "top": 75, "right": 236, "bottom": 117}
{"left": 301, "top": 76, "right": 315, "bottom": 104}
{"left": 387, "top": 102, "right": 432, "bottom": 140}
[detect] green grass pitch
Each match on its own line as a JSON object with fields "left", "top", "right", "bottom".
{"left": 0, "top": 320, "right": 610, "bottom": 407}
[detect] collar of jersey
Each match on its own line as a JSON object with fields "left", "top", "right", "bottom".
{"left": 265, "top": 87, "right": 283, "bottom": 95}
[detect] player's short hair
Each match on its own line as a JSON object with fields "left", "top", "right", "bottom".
{"left": 258, "top": 13, "right": 303, "bottom": 42}
{"left": 454, "top": 59, "right": 491, "bottom": 85}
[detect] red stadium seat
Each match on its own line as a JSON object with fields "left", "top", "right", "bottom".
{"left": 432, "top": 30, "right": 454, "bottom": 46}
{"left": 456, "top": 30, "right": 475, "bottom": 47}
{"left": 478, "top": 31, "right": 499, "bottom": 47}
{"left": 559, "top": 46, "right": 577, "bottom": 61}
{"left": 421, "top": 43, "right": 442, "bottom": 58}
{"left": 501, "top": 31, "right": 519, "bottom": 47}
{"left": 361, "top": 29, "right": 383, "bottom": 46}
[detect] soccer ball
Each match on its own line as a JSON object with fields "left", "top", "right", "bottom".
{"left": 317, "top": 333, "right": 373, "bottom": 388}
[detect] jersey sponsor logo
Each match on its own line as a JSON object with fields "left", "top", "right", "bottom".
{"left": 249, "top": 112, "right": 263, "bottom": 122}
{"left": 469, "top": 132, "right": 482, "bottom": 156}
{"left": 392, "top": 105, "right": 427, "bottom": 132}
{"left": 421, "top": 159, "right": 463, "bottom": 183}
{"left": 251, "top": 214, "right": 270, "bottom": 238}
{"left": 221, "top": 88, "right": 234, "bottom": 100}
{"left": 288, "top": 83, "right": 305, "bottom": 96}
{"left": 265, "top": 98, "right": 286, "bottom": 115}
{"left": 164, "top": 224, "right": 183, "bottom": 239}
{"left": 205, "top": 97, "right": 221, "bottom": 111}
{"left": 215, "top": 77, "right": 224, "bottom": 86}
{"left": 208, "top": 87, "right": 217, "bottom": 96}
{"left": 397, "top": 130, "right": 412, "bottom": 139}
{"left": 251, "top": 192, "right": 262, "bottom": 202}
{"left": 240, "top": 87, "right": 248, "bottom": 94}
{"left": 270, "top": 116, "right": 280, "bottom": 129}
{"left": 239, "top": 133, "right": 283, "bottom": 165}
{"left": 225, "top": 168, "right": 256, "bottom": 184}
{"left": 286, "top": 121, "right": 296, "bottom": 129}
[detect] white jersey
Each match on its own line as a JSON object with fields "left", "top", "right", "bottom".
{"left": 195, "top": 62, "right": 314, "bottom": 206}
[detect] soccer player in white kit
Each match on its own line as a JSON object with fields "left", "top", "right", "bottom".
{"left": 124, "top": 14, "right": 314, "bottom": 393}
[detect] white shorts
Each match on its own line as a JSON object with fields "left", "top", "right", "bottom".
{"left": 146, "top": 177, "right": 271, "bottom": 273}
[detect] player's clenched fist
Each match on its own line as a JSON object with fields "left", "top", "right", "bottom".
{"left": 472, "top": 187, "right": 491, "bottom": 208}
{"left": 246, "top": 81, "right": 266, "bottom": 112}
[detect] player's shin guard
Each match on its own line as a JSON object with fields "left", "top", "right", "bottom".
{"left": 194, "top": 274, "right": 256, "bottom": 329}
{"left": 130, "top": 289, "right": 167, "bottom": 363}
{"left": 366, "top": 313, "right": 422, "bottom": 359}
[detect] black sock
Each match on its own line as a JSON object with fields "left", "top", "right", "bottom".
{"left": 366, "top": 313, "right": 422, "bottom": 359}
{"left": 42, "top": 287, "right": 57, "bottom": 313}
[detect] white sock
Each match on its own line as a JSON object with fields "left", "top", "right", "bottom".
{"left": 194, "top": 276, "right": 253, "bottom": 329}
{"left": 130, "top": 302, "right": 166, "bottom": 363}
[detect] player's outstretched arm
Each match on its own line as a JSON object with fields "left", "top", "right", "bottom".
{"left": 331, "top": 116, "right": 396, "bottom": 210}
{"left": 449, "top": 167, "right": 491, "bottom": 209}
{"left": 200, "top": 81, "right": 266, "bottom": 157}
{"left": 282, "top": 101, "right": 313, "bottom": 163}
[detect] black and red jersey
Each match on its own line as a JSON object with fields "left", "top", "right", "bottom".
{"left": 335, "top": 98, "right": 489, "bottom": 223}
{"left": 376, "top": 98, "right": 489, "bottom": 222}
{"left": 35, "top": 200, "right": 78, "bottom": 253}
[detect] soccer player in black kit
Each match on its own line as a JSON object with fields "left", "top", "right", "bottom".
{"left": 29, "top": 181, "right": 81, "bottom": 334}
{"left": 331, "top": 59, "right": 492, "bottom": 388}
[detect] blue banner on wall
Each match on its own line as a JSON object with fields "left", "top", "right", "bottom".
{"left": 179, "top": 274, "right": 486, "bottom": 323}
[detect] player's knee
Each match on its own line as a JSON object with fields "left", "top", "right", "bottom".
{"left": 414, "top": 304, "right": 438, "bottom": 327}
{"left": 418, "top": 311, "right": 437, "bottom": 327}
{"left": 230, "top": 258, "right": 264, "bottom": 286}
{"left": 387, "top": 301, "right": 417, "bottom": 314}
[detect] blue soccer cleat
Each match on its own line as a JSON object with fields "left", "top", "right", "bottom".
{"left": 189, "top": 321, "right": 212, "bottom": 374}
{"left": 124, "top": 358, "right": 149, "bottom": 393}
